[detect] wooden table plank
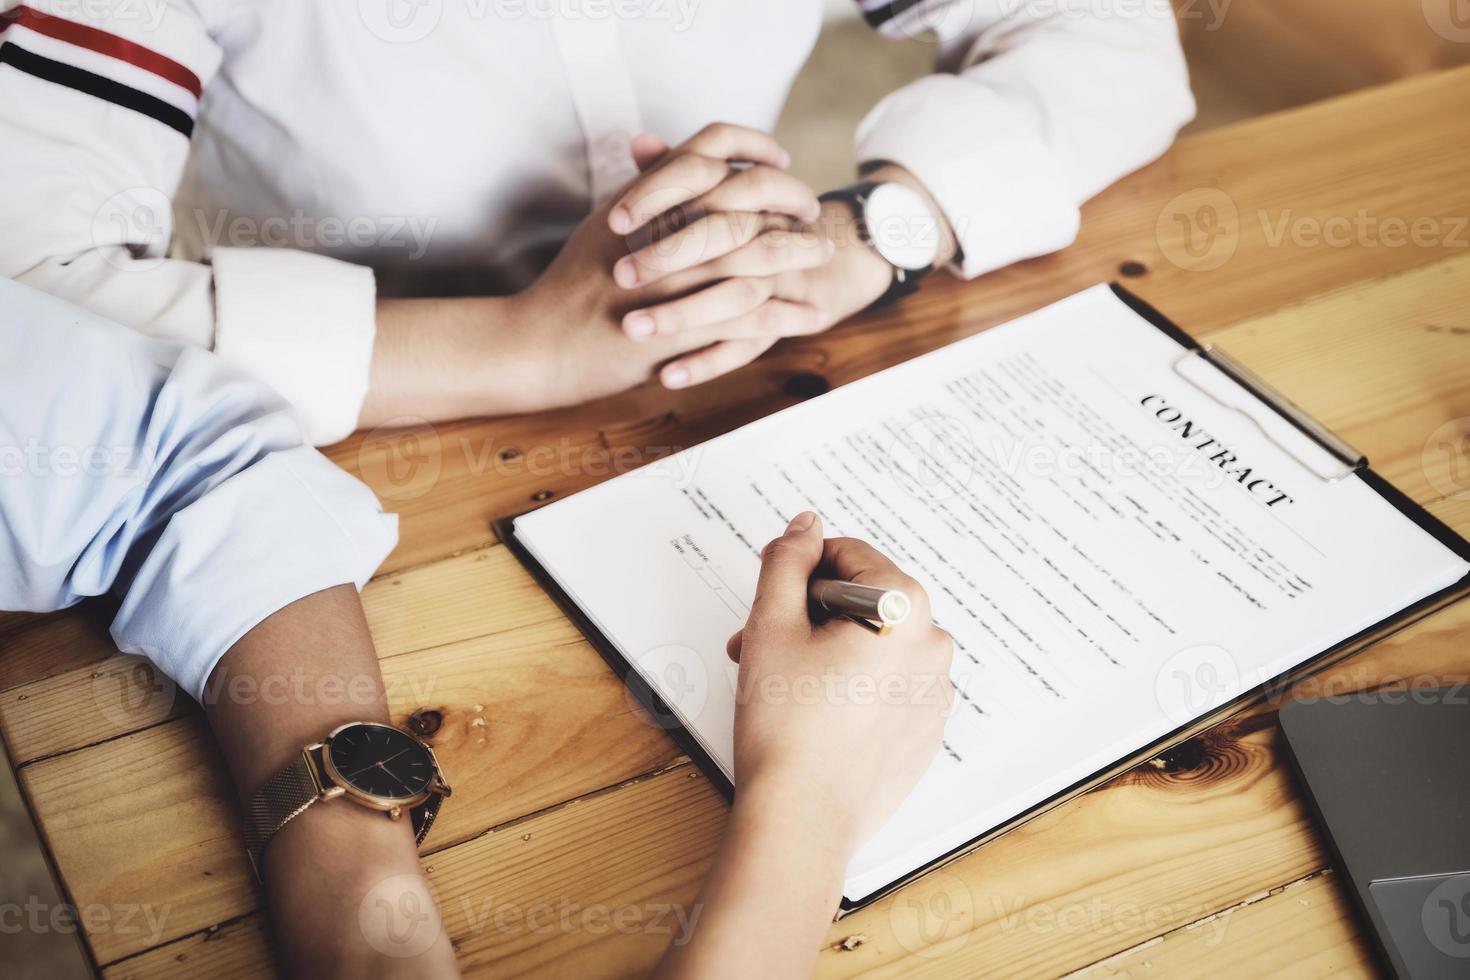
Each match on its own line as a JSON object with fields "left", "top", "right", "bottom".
{"left": 0, "top": 602, "right": 117, "bottom": 694}
{"left": 1068, "top": 872, "right": 1376, "bottom": 979}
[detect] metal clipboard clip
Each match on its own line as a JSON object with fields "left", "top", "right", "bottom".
{"left": 1172, "top": 344, "right": 1367, "bottom": 484}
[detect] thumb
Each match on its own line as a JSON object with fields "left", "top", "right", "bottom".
{"left": 748, "top": 512, "right": 822, "bottom": 630}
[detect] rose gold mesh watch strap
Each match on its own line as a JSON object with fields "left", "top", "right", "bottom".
{"left": 245, "top": 750, "right": 321, "bottom": 879}
{"left": 244, "top": 747, "right": 444, "bottom": 881}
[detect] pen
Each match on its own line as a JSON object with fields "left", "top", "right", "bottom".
{"left": 808, "top": 578, "right": 911, "bottom": 634}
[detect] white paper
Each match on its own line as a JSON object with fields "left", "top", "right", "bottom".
{"left": 515, "top": 285, "right": 1469, "bottom": 903}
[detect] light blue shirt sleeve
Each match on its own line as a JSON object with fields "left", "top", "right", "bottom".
{"left": 0, "top": 279, "right": 398, "bottom": 702}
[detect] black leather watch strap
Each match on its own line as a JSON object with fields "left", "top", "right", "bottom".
{"left": 873, "top": 263, "right": 931, "bottom": 308}
{"left": 820, "top": 181, "right": 934, "bottom": 310}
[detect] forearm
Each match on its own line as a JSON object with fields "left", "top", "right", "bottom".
{"left": 656, "top": 777, "right": 850, "bottom": 979}
{"left": 203, "top": 585, "right": 458, "bottom": 979}
{"left": 359, "top": 294, "right": 545, "bottom": 429}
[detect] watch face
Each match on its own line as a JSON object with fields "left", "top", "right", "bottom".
{"left": 864, "top": 183, "right": 942, "bottom": 272}
{"left": 327, "top": 723, "right": 435, "bottom": 802}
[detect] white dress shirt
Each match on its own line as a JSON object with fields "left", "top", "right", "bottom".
{"left": 0, "top": 0, "right": 1194, "bottom": 444}
{"left": 0, "top": 278, "right": 396, "bottom": 701}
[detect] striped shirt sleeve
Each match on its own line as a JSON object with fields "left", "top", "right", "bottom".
{"left": 0, "top": 1, "right": 378, "bottom": 446}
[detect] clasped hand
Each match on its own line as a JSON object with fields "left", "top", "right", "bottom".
{"left": 515, "top": 123, "right": 889, "bottom": 408}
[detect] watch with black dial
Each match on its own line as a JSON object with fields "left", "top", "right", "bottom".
{"left": 244, "top": 721, "right": 452, "bottom": 880}
{"left": 819, "top": 180, "right": 943, "bottom": 308}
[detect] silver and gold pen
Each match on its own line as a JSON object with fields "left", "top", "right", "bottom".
{"left": 808, "top": 578, "right": 911, "bottom": 635}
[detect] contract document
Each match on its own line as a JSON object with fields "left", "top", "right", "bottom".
{"left": 505, "top": 285, "right": 1470, "bottom": 909}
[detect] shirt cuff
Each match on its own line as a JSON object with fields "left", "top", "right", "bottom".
{"left": 211, "top": 247, "right": 378, "bottom": 446}
{"left": 110, "top": 446, "right": 398, "bottom": 703}
{"left": 854, "top": 74, "right": 1082, "bottom": 281}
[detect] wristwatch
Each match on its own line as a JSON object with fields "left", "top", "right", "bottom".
{"left": 244, "top": 721, "right": 452, "bottom": 880}
{"left": 819, "top": 180, "right": 943, "bottom": 308}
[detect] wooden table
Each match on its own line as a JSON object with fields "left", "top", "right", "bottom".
{"left": 4, "top": 65, "right": 1470, "bottom": 979}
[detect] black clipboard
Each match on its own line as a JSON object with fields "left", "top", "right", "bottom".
{"left": 496, "top": 283, "right": 1470, "bottom": 916}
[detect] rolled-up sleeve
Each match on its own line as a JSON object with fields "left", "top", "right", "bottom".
{"left": 0, "top": 0, "right": 378, "bottom": 445}
{"left": 852, "top": 0, "right": 1196, "bottom": 279}
{"left": 0, "top": 279, "right": 396, "bottom": 701}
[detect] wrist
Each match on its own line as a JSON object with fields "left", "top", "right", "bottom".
{"left": 809, "top": 198, "right": 894, "bottom": 318}
{"left": 263, "top": 801, "right": 453, "bottom": 978}
{"left": 366, "top": 294, "right": 544, "bottom": 425}
{"left": 492, "top": 289, "right": 558, "bottom": 414}
{"left": 733, "top": 763, "right": 861, "bottom": 863}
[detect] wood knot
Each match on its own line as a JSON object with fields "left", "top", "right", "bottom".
{"left": 1137, "top": 728, "right": 1254, "bottom": 788}
{"left": 408, "top": 708, "right": 443, "bottom": 738}
{"left": 598, "top": 411, "right": 680, "bottom": 447}
{"left": 1119, "top": 261, "right": 1149, "bottom": 278}
{"left": 783, "top": 373, "right": 829, "bottom": 400}
{"left": 1154, "top": 737, "right": 1208, "bottom": 773}
{"left": 498, "top": 447, "right": 521, "bottom": 461}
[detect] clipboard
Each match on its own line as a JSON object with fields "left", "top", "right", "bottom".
{"left": 496, "top": 283, "right": 1470, "bottom": 916}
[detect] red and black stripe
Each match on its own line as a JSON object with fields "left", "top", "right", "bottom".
{"left": 0, "top": 6, "right": 197, "bottom": 136}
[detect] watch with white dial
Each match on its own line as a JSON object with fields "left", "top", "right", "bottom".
{"left": 819, "top": 180, "right": 943, "bottom": 308}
